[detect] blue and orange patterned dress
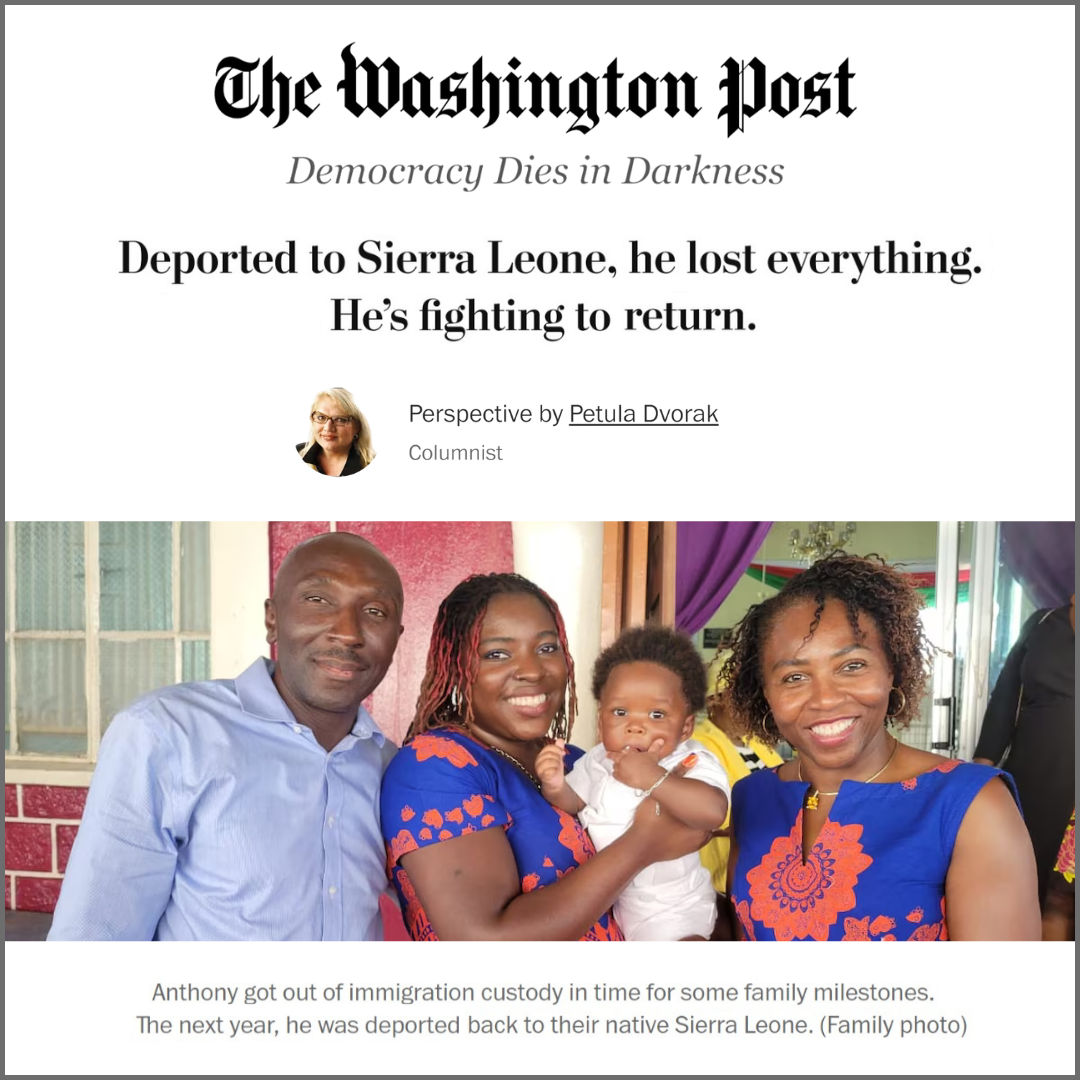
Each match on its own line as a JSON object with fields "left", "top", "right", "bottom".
{"left": 379, "top": 729, "right": 623, "bottom": 941}
{"left": 730, "top": 760, "right": 1017, "bottom": 941}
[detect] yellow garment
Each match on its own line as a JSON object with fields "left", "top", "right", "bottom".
{"left": 693, "top": 717, "right": 784, "bottom": 892}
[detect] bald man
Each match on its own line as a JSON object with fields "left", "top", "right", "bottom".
{"left": 49, "top": 534, "right": 405, "bottom": 940}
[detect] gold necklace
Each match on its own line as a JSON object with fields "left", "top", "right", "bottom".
{"left": 798, "top": 737, "right": 898, "bottom": 810}
{"left": 483, "top": 742, "right": 543, "bottom": 791}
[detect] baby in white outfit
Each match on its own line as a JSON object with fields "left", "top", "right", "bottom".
{"left": 536, "top": 626, "right": 730, "bottom": 940}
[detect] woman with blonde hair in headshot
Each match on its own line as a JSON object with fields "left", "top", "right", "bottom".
{"left": 297, "top": 387, "right": 374, "bottom": 476}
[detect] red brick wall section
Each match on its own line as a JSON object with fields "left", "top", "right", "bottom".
{"left": 5, "top": 784, "right": 86, "bottom": 913}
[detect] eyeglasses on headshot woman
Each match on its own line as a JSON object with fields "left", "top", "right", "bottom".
{"left": 297, "top": 387, "right": 374, "bottom": 476}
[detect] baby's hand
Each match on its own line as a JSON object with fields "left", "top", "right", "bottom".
{"left": 609, "top": 738, "right": 667, "bottom": 790}
{"left": 535, "top": 739, "right": 568, "bottom": 793}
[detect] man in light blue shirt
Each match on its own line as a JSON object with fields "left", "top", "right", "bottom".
{"left": 49, "top": 532, "right": 405, "bottom": 940}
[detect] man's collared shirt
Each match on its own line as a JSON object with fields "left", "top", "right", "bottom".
{"left": 48, "top": 658, "right": 394, "bottom": 940}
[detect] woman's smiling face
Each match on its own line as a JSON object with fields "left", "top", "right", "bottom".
{"left": 760, "top": 598, "right": 894, "bottom": 769}
{"left": 312, "top": 396, "right": 356, "bottom": 453}
{"left": 467, "top": 592, "right": 568, "bottom": 748}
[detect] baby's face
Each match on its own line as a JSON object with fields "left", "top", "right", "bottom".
{"left": 598, "top": 661, "right": 694, "bottom": 758}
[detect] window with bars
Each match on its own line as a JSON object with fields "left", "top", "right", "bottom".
{"left": 5, "top": 522, "right": 210, "bottom": 760}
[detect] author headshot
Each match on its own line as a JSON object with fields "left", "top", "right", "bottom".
{"left": 297, "top": 387, "right": 374, "bottom": 476}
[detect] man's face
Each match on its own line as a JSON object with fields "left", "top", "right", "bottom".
{"left": 264, "top": 535, "right": 403, "bottom": 725}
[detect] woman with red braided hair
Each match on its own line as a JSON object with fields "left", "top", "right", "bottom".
{"left": 379, "top": 573, "right": 705, "bottom": 940}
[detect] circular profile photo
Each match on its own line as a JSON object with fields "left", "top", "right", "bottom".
{"left": 297, "top": 387, "right": 375, "bottom": 476}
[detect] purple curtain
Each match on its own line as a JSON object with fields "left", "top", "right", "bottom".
{"left": 999, "top": 521, "right": 1075, "bottom": 608}
{"left": 676, "top": 522, "right": 773, "bottom": 633}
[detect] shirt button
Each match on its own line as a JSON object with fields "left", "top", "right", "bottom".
{"left": 328, "top": 886, "right": 337, "bottom": 896}
{"left": 327, "top": 816, "right": 335, "bottom": 827}
{"left": 293, "top": 725, "right": 302, "bottom": 734}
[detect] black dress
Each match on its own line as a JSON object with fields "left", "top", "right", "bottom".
{"left": 974, "top": 605, "right": 1075, "bottom": 905}
{"left": 296, "top": 442, "right": 365, "bottom": 476}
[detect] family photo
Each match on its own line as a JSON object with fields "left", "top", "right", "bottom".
{"left": 6, "top": 520, "right": 1071, "bottom": 945}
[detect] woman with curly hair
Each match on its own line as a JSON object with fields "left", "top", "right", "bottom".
{"left": 378, "top": 573, "right": 705, "bottom": 940}
{"left": 722, "top": 553, "right": 1039, "bottom": 942}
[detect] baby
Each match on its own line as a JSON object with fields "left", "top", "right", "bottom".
{"left": 536, "top": 625, "right": 730, "bottom": 940}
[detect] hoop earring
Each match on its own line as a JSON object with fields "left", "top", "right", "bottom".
{"left": 886, "top": 687, "right": 906, "bottom": 720}
{"left": 759, "top": 708, "right": 774, "bottom": 733}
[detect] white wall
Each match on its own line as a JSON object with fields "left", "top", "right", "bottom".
{"left": 209, "top": 522, "right": 272, "bottom": 679}
{"left": 512, "top": 522, "right": 604, "bottom": 750}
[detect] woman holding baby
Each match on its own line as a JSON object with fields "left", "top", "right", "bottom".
{"left": 378, "top": 573, "right": 724, "bottom": 941}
